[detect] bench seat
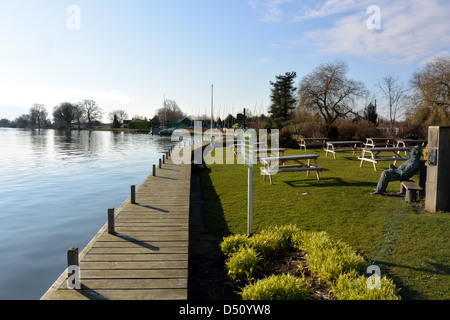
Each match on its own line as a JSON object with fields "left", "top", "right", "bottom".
{"left": 400, "top": 180, "right": 422, "bottom": 203}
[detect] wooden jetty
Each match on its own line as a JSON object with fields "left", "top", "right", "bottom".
{"left": 41, "top": 141, "right": 206, "bottom": 300}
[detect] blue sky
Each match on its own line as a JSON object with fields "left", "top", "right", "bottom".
{"left": 0, "top": 0, "right": 449, "bottom": 122}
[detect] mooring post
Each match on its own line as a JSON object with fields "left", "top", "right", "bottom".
{"left": 159, "top": 158, "right": 162, "bottom": 168}
{"left": 108, "top": 208, "right": 115, "bottom": 234}
{"left": 131, "top": 185, "right": 136, "bottom": 204}
{"left": 67, "top": 247, "right": 80, "bottom": 289}
{"left": 67, "top": 247, "right": 79, "bottom": 269}
{"left": 152, "top": 164, "right": 156, "bottom": 176}
{"left": 162, "top": 154, "right": 165, "bottom": 164}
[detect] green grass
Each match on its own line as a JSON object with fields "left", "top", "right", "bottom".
{"left": 199, "top": 147, "right": 450, "bottom": 300}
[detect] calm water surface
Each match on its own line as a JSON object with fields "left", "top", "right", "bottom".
{"left": 0, "top": 128, "right": 177, "bottom": 299}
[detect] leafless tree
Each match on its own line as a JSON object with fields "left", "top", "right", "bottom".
{"left": 108, "top": 109, "right": 129, "bottom": 124}
{"left": 81, "top": 100, "right": 103, "bottom": 128}
{"left": 298, "top": 60, "right": 368, "bottom": 134}
{"left": 30, "top": 104, "right": 48, "bottom": 128}
{"left": 156, "top": 99, "right": 185, "bottom": 124}
{"left": 376, "top": 74, "right": 407, "bottom": 133}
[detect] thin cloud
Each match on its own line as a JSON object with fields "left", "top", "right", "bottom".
{"left": 248, "top": 0, "right": 293, "bottom": 22}
{"left": 255, "top": 0, "right": 450, "bottom": 65}
{"left": 303, "top": 0, "right": 450, "bottom": 64}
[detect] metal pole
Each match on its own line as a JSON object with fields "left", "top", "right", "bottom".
{"left": 247, "top": 167, "right": 253, "bottom": 236}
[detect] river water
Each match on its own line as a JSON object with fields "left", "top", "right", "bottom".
{"left": 0, "top": 128, "right": 177, "bottom": 300}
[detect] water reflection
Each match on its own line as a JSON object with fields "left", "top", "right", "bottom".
{"left": 0, "top": 128, "right": 175, "bottom": 299}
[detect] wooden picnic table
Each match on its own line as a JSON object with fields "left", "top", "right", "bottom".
{"left": 259, "top": 154, "right": 325, "bottom": 185}
{"left": 298, "top": 137, "right": 329, "bottom": 151}
{"left": 365, "top": 137, "right": 394, "bottom": 148}
{"left": 358, "top": 146, "right": 411, "bottom": 171}
{"left": 395, "top": 139, "right": 428, "bottom": 148}
{"left": 256, "top": 148, "right": 285, "bottom": 160}
{"left": 232, "top": 141, "right": 266, "bottom": 154}
{"left": 324, "top": 141, "right": 364, "bottom": 159}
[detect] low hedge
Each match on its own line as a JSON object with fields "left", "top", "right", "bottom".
{"left": 220, "top": 225, "right": 401, "bottom": 300}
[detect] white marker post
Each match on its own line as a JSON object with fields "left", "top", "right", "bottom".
{"left": 241, "top": 129, "right": 256, "bottom": 236}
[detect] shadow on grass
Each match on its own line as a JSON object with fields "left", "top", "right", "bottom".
{"left": 197, "top": 166, "right": 231, "bottom": 239}
{"left": 375, "top": 259, "right": 450, "bottom": 300}
{"left": 283, "top": 177, "right": 375, "bottom": 188}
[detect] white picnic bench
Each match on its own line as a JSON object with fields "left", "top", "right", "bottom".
{"left": 395, "top": 139, "right": 428, "bottom": 148}
{"left": 259, "top": 154, "right": 325, "bottom": 185}
{"left": 365, "top": 137, "right": 394, "bottom": 148}
{"left": 298, "top": 137, "right": 329, "bottom": 151}
{"left": 358, "top": 146, "right": 411, "bottom": 171}
{"left": 324, "top": 141, "right": 364, "bottom": 159}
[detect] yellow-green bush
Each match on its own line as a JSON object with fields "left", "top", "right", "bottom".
{"left": 220, "top": 226, "right": 400, "bottom": 300}
{"left": 225, "top": 247, "right": 261, "bottom": 286}
{"left": 240, "top": 274, "right": 308, "bottom": 300}
{"left": 332, "top": 271, "right": 401, "bottom": 300}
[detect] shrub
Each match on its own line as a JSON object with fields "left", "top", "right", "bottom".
{"left": 332, "top": 272, "right": 401, "bottom": 300}
{"left": 220, "top": 234, "right": 250, "bottom": 257}
{"left": 291, "top": 231, "right": 365, "bottom": 284}
{"left": 240, "top": 274, "right": 308, "bottom": 300}
{"left": 225, "top": 247, "right": 261, "bottom": 286}
{"left": 279, "top": 127, "right": 297, "bottom": 148}
{"left": 338, "top": 121, "right": 357, "bottom": 140}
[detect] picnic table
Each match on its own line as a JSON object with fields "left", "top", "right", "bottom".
{"left": 255, "top": 148, "right": 285, "bottom": 160}
{"left": 358, "top": 146, "right": 411, "bottom": 171}
{"left": 365, "top": 138, "right": 394, "bottom": 148}
{"left": 324, "top": 141, "right": 364, "bottom": 159}
{"left": 298, "top": 137, "right": 329, "bottom": 151}
{"left": 232, "top": 141, "right": 266, "bottom": 155}
{"left": 259, "top": 154, "right": 325, "bottom": 185}
{"left": 395, "top": 139, "right": 428, "bottom": 148}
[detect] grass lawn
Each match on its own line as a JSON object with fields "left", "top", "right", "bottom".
{"left": 199, "top": 146, "right": 450, "bottom": 300}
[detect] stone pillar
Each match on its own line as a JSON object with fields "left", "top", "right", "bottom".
{"left": 425, "top": 126, "right": 450, "bottom": 212}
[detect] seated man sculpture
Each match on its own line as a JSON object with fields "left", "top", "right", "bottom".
{"left": 371, "top": 145, "right": 422, "bottom": 195}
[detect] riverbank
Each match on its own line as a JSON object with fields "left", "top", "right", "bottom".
{"left": 198, "top": 146, "right": 450, "bottom": 300}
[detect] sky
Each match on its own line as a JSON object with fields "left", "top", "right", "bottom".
{"left": 0, "top": 0, "right": 449, "bottom": 123}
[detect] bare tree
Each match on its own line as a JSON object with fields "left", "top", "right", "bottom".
{"left": 298, "top": 60, "right": 367, "bottom": 134}
{"left": 81, "top": 100, "right": 103, "bottom": 128}
{"left": 30, "top": 104, "right": 48, "bottom": 128}
{"left": 53, "top": 102, "right": 79, "bottom": 129}
{"left": 108, "top": 109, "right": 128, "bottom": 124}
{"left": 376, "top": 74, "right": 407, "bottom": 133}
{"left": 156, "top": 99, "right": 185, "bottom": 124}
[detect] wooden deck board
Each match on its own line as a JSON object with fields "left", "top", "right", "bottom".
{"left": 40, "top": 144, "right": 197, "bottom": 300}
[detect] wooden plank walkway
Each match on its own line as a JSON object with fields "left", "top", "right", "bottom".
{"left": 41, "top": 143, "right": 201, "bottom": 300}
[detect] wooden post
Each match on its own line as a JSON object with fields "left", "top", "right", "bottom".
{"left": 163, "top": 154, "right": 165, "bottom": 164}
{"left": 159, "top": 158, "right": 162, "bottom": 168}
{"left": 67, "top": 247, "right": 79, "bottom": 268}
{"left": 67, "top": 247, "right": 80, "bottom": 289}
{"left": 152, "top": 164, "right": 156, "bottom": 176}
{"left": 131, "top": 185, "right": 136, "bottom": 204}
{"left": 108, "top": 208, "right": 115, "bottom": 234}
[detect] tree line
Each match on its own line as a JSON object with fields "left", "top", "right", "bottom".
{"left": 263, "top": 55, "right": 449, "bottom": 140}
{"left": 2, "top": 56, "right": 448, "bottom": 136}
{"left": 0, "top": 96, "right": 191, "bottom": 130}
